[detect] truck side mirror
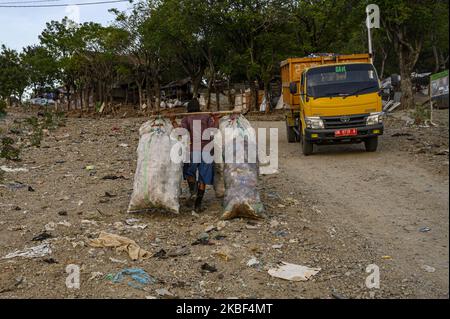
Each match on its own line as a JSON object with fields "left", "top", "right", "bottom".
{"left": 289, "top": 82, "right": 298, "bottom": 94}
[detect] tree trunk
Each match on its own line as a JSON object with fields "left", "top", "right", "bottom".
{"left": 215, "top": 83, "right": 220, "bottom": 112}
{"left": 154, "top": 78, "right": 161, "bottom": 112}
{"left": 264, "top": 80, "right": 271, "bottom": 114}
{"left": 432, "top": 45, "right": 440, "bottom": 73}
{"left": 136, "top": 81, "right": 143, "bottom": 109}
{"left": 192, "top": 74, "right": 203, "bottom": 98}
{"left": 206, "top": 76, "right": 212, "bottom": 110}
{"left": 399, "top": 48, "right": 415, "bottom": 110}
{"left": 146, "top": 78, "right": 152, "bottom": 109}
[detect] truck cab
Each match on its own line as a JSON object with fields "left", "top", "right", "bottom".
{"left": 282, "top": 54, "right": 384, "bottom": 155}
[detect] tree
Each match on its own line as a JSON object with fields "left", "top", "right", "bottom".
{"left": 0, "top": 45, "right": 27, "bottom": 105}
{"left": 378, "top": 0, "right": 439, "bottom": 109}
{"left": 21, "top": 45, "right": 58, "bottom": 95}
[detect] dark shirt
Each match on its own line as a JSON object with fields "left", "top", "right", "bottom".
{"left": 181, "top": 114, "right": 216, "bottom": 152}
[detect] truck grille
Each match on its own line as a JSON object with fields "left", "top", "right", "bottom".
{"left": 322, "top": 114, "right": 368, "bottom": 129}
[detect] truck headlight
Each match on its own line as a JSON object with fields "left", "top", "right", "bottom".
{"left": 366, "top": 112, "right": 383, "bottom": 125}
{"left": 305, "top": 117, "right": 324, "bottom": 129}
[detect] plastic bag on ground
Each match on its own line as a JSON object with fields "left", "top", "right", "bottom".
{"left": 219, "top": 115, "right": 265, "bottom": 219}
{"left": 128, "top": 117, "right": 183, "bottom": 214}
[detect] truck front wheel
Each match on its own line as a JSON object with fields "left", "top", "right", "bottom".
{"left": 301, "top": 134, "right": 314, "bottom": 155}
{"left": 364, "top": 136, "right": 378, "bottom": 152}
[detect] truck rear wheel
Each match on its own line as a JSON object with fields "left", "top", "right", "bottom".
{"left": 364, "top": 136, "right": 378, "bottom": 152}
{"left": 301, "top": 134, "right": 314, "bottom": 155}
{"left": 286, "top": 122, "right": 297, "bottom": 143}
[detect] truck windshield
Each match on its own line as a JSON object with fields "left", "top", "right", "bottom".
{"left": 306, "top": 63, "right": 379, "bottom": 98}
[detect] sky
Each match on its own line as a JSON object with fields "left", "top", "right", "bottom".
{"left": 0, "top": 0, "right": 132, "bottom": 51}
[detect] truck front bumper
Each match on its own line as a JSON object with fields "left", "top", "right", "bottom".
{"left": 305, "top": 124, "right": 383, "bottom": 143}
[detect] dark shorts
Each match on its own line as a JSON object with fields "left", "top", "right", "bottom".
{"left": 183, "top": 152, "right": 214, "bottom": 185}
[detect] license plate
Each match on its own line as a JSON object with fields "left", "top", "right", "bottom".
{"left": 335, "top": 128, "right": 358, "bottom": 137}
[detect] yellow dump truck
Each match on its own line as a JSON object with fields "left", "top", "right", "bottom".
{"left": 281, "top": 54, "right": 383, "bottom": 155}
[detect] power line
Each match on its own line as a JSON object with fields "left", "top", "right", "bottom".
{"left": 0, "top": 0, "right": 129, "bottom": 7}
{"left": 0, "top": 0, "right": 63, "bottom": 4}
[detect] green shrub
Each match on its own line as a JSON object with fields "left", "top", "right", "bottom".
{"left": 0, "top": 100, "right": 7, "bottom": 117}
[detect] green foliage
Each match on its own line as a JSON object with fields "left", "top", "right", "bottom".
{"left": 0, "top": 100, "right": 7, "bottom": 117}
{"left": 0, "top": 136, "right": 20, "bottom": 161}
{"left": 0, "top": 45, "right": 27, "bottom": 102}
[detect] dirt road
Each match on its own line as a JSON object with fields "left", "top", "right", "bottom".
{"left": 257, "top": 119, "right": 449, "bottom": 298}
{"left": 0, "top": 109, "right": 448, "bottom": 298}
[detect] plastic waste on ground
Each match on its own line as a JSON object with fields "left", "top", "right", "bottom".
{"left": 2, "top": 243, "right": 51, "bottom": 259}
{"left": 111, "top": 268, "right": 156, "bottom": 289}
{"left": 128, "top": 117, "right": 183, "bottom": 214}
{"left": 219, "top": 115, "right": 265, "bottom": 219}
{"left": 0, "top": 165, "right": 28, "bottom": 173}
{"left": 268, "top": 262, "right": 321, "bottom": 281}
{"left": 89, "top": 231, "right": 151, "bottom": 261}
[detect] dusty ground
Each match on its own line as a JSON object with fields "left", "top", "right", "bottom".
{"left": 0, "top": 107, "right": 448, "bottom": 299}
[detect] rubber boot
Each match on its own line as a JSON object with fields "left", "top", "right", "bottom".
{"left": 194, "top": 189, "right": 205, "bottom": 212}
{"left": 188, "top": 181, "right": 197, "bottom": 199}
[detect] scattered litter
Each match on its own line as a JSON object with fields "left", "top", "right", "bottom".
{"left": 391, "top": 132, "right": 412, "bottom": 137}
{"left": 214, "top": 234, "right": 227, "bottom": 240}
{"left": 153, "top": 249, "right": 167, "bottom": 259}
{"left": 156, "top": 288, "right": 174, "bottom": 297}
{"left": 105, "top": 191, "right": 117, "bottom": 197}
{"left": 111, "top": 268, "right": 156, "bottom": 289}
{"left": 119, "top": 143, "right": 129, "bottom": 148}
{"left": 205, "top": 225, "right": 217, "bottom": 233}
{"left": 331, "top": 289, "right": 348, "bottom": 299}
{"left": 89, "top": 231, "right": 151, "bottom": 260}
{"left": 269, "top": 220, "right": 280, "bottom": 228}
{"left": 272, "top": 244, "right": 283, "bottom": 249}
{"left": 191, "top": 211, "right": 200, "bottom": 218}
{"left": 246, "top": 257, "right": 260, "bottom": 267}
{"left": 85, "top": 165, "right": 95, "bottom": 171}
{"left": 381, "top": 255, "right": 392, "bottom": 260}
{"left": 3, "top": 243, "right": 51, "bottom": 259}
{"left": 89, "top": 272, "right": 104, "bottom": 281}
{"left": 200, "top": 263, "right": 217, "bottom": 273}
{"left": 274, "top": 230, "right": 288, "bottom": 237}
{"left": 44, "top": 222, "right": 56, "bottom": 232}
{"left": 27, "top": 186, "right": 35, "bottom": 192}
{"left": 125, "top": 218, "right": 140, "bottom": 225}
{"left": 109, "top": 257, "right": 127, "bottom": 264}
{"left": 168, "top": 246, "right": 190, "bottom": 257}
{"left": 216, "top": 221, "right": 228, "bottom": 231}
{"left": 422, "top": 265, "right": 436, "bottom": 273}
{"left": 434, "top": 149, "right": 449, "bottom": 156}
{"left": 268, "top": 262, "right": 321, "bottom": 281}
{"left": 58, "top": 220, "right": 71, "bottom": 227}
{"left": 192, "top": 233, "right": 211, "bottom": 246}
{"left": 419, "top": 227, "right": 431, "bottom": 233}
{"left": 102, "top": 175, "right": 126, "bottom": 180}
{"left": 0, "top": 166, "right": 28, "bottom": 173}
{"left": 213, "top": 246, "right": 235, "bottom": 261}
{"left": 42, "top": 258, "right": 58, "bottom": 264}
{"left": 32, "top": 231, "right": 53, "bottom": 242}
